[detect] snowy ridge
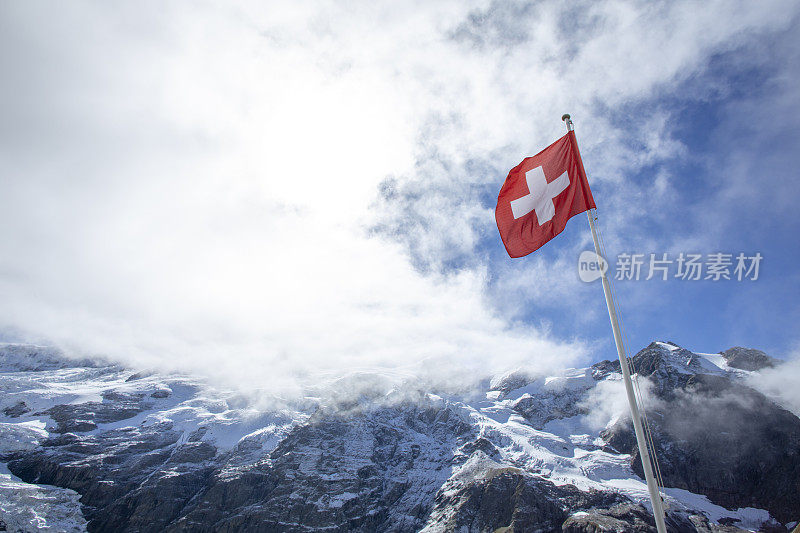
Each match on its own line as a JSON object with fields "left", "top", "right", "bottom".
{"left": 0, "top": 341, "right": 796, "bottom": 532}
{"left": 449, "top": 349, "right": 778, "bottom": 529}
{"left": 651, "top": 341, "right": 727, "bottom": 375}
{"left": 0, "top": 343, "right": 97, "bottom": 372}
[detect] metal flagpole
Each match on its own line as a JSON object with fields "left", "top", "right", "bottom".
{"left": 562, "top": 114, "right": 668, "bottom": 533}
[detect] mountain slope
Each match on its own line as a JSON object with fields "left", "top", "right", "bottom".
{"left": 0, "top": 342, "right": 797, "bottom": 532}
{"left": 601, "top": 342, "right": 800, "bottom": 524}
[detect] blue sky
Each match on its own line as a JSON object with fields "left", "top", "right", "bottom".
{"left": 492, "top": 38, "right": 800, "bottom": 358}
{"left": 571, "top": 32, "right": 800, "bottom": 357}
{"left": 0, "top": 1, "right": 798, "bottom": 392}
{"left": 372, "top": 2, "right": 800, "bottom": 361}
{"left": 614, "top": 81, "right": 798, "bottom": 356}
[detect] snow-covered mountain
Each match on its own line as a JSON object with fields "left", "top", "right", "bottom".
{"left": 0, "top": 341, "right": 797, "bottom": 532}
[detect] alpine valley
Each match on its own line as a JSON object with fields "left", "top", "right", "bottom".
{"left": 0, "top": 341, "right": 798, "bottom": 532}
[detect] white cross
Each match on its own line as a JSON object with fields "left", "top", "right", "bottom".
{"left": 509, "top": 166, "right": 569, "bottom": 224}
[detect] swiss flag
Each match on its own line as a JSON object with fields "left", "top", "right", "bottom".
{"left": 495, "top": 131, "right": 596, "bottom": 258}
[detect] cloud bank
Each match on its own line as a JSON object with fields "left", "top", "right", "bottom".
{"left": 0, "top": 1, "right": 797, "bottom": 395}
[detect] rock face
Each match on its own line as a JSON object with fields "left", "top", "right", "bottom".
{"left": 7, "top": 422, "right": 211, "bottom": 532}
{"left": 422, "top": 455, "right": 628, "bottom": 532}
{"left": 169, "top": 404, "right": 474, "bottom": 533}
{"left": 601, "top": 342, "right": 800, "bottom": 525}
{"left": 2, "top": 401, "right": 29, "bottom": 418}
{"left": 0, "top": 341, "right": 798, "bottom": 532}
{"left": 720, "top": 347, "right": 779, "bottom": 371}
{"left": 44, "top": 392, "right": 150, "bottom": 433}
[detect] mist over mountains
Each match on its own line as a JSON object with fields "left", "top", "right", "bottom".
{"left": 1, "top": 341, "right": 797, "bottom": 532}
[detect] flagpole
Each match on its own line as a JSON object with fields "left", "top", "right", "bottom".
{"left": 562, "top": 114, "right": 668, "bottom": 533}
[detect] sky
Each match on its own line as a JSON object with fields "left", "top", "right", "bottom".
{"left": 1, "top": 1, "right": 799, "bottom": 394}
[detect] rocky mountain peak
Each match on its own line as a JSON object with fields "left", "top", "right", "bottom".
{"left": 630, "top": 341, "right": 723, "bottom": 378}
{"left": 720, "top": 346, "right": 780, "bottom": 371}
{"left": 590, "top": 341, "right": 725, "bottom": 398}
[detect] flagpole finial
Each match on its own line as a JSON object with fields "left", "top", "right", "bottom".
{"left": 561, "top": 114, "right": 574, "bottom": 132}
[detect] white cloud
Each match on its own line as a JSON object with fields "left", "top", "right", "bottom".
{"left": 747, "top": 347, "right": 800, "bottom": 417}
{"left": 0, "top": 1, "right": 796, "bottom": 395}
{"left": 580, "top": 373, "right": 659, "bottom": 431}
{"left": 0, "top": 1, "right": 587, "bottom": 395}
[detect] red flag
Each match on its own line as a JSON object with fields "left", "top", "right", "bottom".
{"left": 495, "top": 131, "right": 596, "bottom": 258}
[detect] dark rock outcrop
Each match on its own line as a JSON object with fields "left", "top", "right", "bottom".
{"left": 601, "top": 343, "right": 800, "bottom": 524}
{"left": 427, "top": 463, "right": 627, "bottom": 532}
{"left": 2, "top": 401, "right": 30, "bottom": 418}
{"left": 720, "top": 347, "right": 780, "bottom": 371}
{"left": 42, "top": 392, "right": 150, "bottom": 433}
{"left": 511, "top": 388, "right": 587, "bottom": 429}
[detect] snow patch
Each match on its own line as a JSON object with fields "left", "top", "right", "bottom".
{"left": 0, "top": 462, "right": 87, "bottom": 532}
{"left": 664, "top": 487, "right": 773, "bottom": 531}
{"left": 0, "top": 420, "right": 49, "bottom": 454}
